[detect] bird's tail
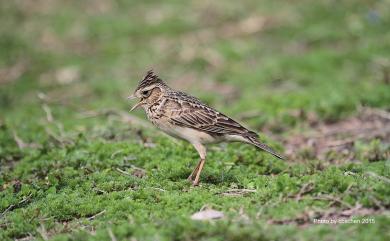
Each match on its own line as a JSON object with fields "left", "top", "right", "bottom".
{"left": 246, "top": 135, "right": 285, "bottom": 160}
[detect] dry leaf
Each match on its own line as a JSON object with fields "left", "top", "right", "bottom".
{"left": 191, "top": 209, "right": 224, "bottom": 221}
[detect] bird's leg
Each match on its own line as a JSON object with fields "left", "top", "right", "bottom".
{"left": 189, "top": 143, "right": 206, "bottom": 186}
{"left": 187, "top": 159, "right": 202, "bottom": 181}
{"left": 192, "top": 159, "right": 205, "bottom": 186}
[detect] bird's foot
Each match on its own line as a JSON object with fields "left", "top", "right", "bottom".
{"left": 187, "top": 158, "right": 205, "bottom": 186}
{"left": 187, "top": 174, "right": 194, "bottom": 182}
{"left": 187, "top": 174, "right": 199, "bottom": 186}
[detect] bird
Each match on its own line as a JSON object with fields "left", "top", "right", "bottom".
{"left": 128, "top": 70, "right": 284, "bottom": 186}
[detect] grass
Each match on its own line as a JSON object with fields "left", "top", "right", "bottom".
{"left": 1, "top": 0, "right": 389, "bottom": 240}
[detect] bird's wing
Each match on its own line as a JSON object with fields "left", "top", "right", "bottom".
{"left": 164, "top": 92, "right": 257, "bottom": 137}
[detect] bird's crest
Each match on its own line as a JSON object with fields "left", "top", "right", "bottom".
{"left": 136, "top": 70, "right": 164, "bottom": 90}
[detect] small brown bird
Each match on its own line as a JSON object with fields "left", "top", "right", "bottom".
{"left": 128, "top": 70, "right": 284, "bottom": 186}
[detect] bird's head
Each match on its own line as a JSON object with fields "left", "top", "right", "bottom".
{"left": 128, "top": 70, "right": 167, "bottom": 111}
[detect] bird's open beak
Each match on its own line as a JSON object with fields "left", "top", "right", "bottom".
{"left": 130, "top": 101, "right": 143, "bottom": 111}
{"left": 128, "top": 94, "right": 143, "bottom": 111}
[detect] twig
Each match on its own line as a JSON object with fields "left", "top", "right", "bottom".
{"left": 129, "top": 165, "right": 146, "bottom": 172}
{"left": 312, "top": 195, "right": 353, "bottom": 209}
{"left": 1, "top": 194, "right": 32, "bottom": 218}
{"left": 110, "top": 150, "right": 124, "bottom": 159}
{"left": 115, "top": 168, "right": 133, "bottom": 177}
{"left": 148, "top": 187, "right": 166, "bottom": 192}
{"left": 227, "top": 188, "right": 257, "bottom": 193}
{"left": 116, "top": 166, "right": 146, "bottom": 178}
{"left": 1, "top": 204, "right": 15, "bottom": 217}
{"left": 294, "top": 182, "right": 314, "bottom": 201}
{"left": 87, "top": 210, "right": 106, "bottom": 220}
{"left": 220, "top": 188, "right": 257, "bottom": 196}
{"left": 120, "top": 164, "right": 146, "bottom": 172}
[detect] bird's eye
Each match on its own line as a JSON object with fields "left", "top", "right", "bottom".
{"left": 142, "top": 90, "right": 150, "bottom": 97}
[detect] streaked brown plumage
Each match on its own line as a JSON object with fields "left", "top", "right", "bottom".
{"left": 128, "top": 70, "right": 284, "bottom": 186}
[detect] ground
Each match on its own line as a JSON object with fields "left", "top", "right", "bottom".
{"left": 1, "top": 0, "right": 390, "bottom": 240}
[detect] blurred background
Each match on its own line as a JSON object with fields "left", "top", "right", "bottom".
{"left": 2, "top": 0, "right": 390, "bottom": 161}
{"left": 1, "top": 0, "right": 389, "bottom": 123}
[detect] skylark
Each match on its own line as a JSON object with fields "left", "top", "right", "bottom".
{"left": 128, "top": 70, "right": 284, "bottom": 186}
